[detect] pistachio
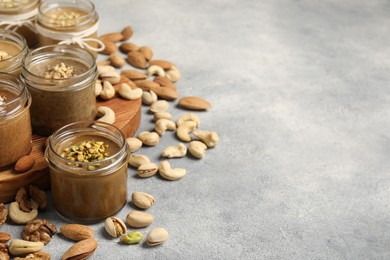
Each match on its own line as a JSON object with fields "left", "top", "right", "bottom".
{"left": 61, "top": 140, "right": 110, "bottom": 168}
{"left": 126, "top": 137, "right": 142, "bottom": 153}
{"left": 159, "top": 161, "right": 186, "bottom": 181}
{"left": 128, "top": 154, "right": 150, "bottom": 168}
{"left": 137, "top": 162, "right": 158, "bottom": 178}
{"left": 132, "top": 192, "right": 154, "bottom": 209}
{"left": 146, "top": 228, "right": 169, "bottom": 247}
{"left": 126, "top": 211, "right": 154, "bottom": 228}
{"left": 62, "top": 238, "right": 97, "bottom": 260}
{"left": 8, "top": 239, "right": 44, "bottom": 256}
{"left": 104, "top": 216, "right": 127, "bottom": 238}
{"left": 161, "top": 143, "right": 187, "bottom": 158}
{"left": 120, "top": 231, "right": 142, "bottom": 244}
{"left": 137, "top": 131, "right": 160, "bottom": 146}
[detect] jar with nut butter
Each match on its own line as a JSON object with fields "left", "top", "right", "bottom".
{"left": 21, "top": 45, "right": 97, "bottom": 136}
{"left": 0, "top": 73, "right": 32, "bottom": 168}
{"left": 0, "top": 29, "right": 28, "bottom": 75}
{"left": 36, "top": 0, "right": 104, "bottom": 56}
{"left": 45, "top": 121, "right": 129, "bottom": 221}
{"left": 0, "top": 0, "right": 39, "bottom": 47}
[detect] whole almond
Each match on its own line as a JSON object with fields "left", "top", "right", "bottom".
{"left": 96, "top": 60, "right": 110, "bottom": 66}
{"left": 14, "top": 155, "right": 35, "bottom": 173}
{"left": 150, "top": 86, "right": 179, "bottom": 101}
{"left": 128, "top": 51, "right": 147, "bottom": 69}
{"left": 0, "top": 232, "right": 11, "bottom": 243}
{"left": 109, "top": 54, "right": 126, "bottom": 68}
{"left": 120, "top": 42, "right": 139, "bottom": 53}
{"left": 60, "top": 224, "right": 94, "bottom": 241}
{"left": 178, "top": 96, "right": 212, "bottom": 110}
{"left": 149, "top": 60, "right": 174, "bottom": 70}
{"left": 62, "top": 238, "right": 97, "bottom": 260}
{"left": 100, "top": 40, "right": 118, "bottom": 55}
{"left": 121, "top": 26, "right": 133, "bottom": 41}
{"left": 139, "top": 46, "right": 153, "bottom": 61}
{"left": 134, "top": 80, "right": 160, "bottom": 90}
{"left": 99, "top": 32, "right": 123, "bottom": 43}
{"left": 121, "top": 70, "right": 147, "bottom": 80}
{"left": 154, "top": 76, "right": 176, "bottom": 89}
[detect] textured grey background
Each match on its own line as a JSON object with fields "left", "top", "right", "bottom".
{"left": 3, "top": 0, "right": 390, "bottom": 259}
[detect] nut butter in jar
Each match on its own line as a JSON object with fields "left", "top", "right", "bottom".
{"left": 36, "top": 0, "right": 104, "bottom": 56}
{"left": 21, "top": 45, "right": 97, "bottom": 136}
{"left": 0, "top": 73, "right": 32, "bottom": 168}
{"left": 45, "top": 121, "right": 129, "bottom": 221}
{"left": 0, "top": 0, "right": 39, "bottom": 47}
{"left": 0, "top": 29, "right": 28, "bottom": 75}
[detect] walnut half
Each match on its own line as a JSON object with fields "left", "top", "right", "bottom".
{"left": 0, "top": 204, "right": 7, "bottom": 227}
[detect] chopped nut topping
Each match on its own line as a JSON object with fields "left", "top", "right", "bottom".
{"left": 44, "top": 63, "right": 75, "bottom": 79}
{"left": 48, "top": 10, "right": 83, "bottom": 27}
{"left": 0, "top": 51, "right": 8, "bottom": 60}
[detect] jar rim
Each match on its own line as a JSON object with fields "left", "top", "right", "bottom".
{"left": 0, "top": 0, "right": 39, "bottom": 13}
{"left": 0, "top": 29, "right": 28, "bottom": 62}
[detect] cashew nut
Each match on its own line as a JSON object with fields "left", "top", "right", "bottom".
{"left": 128, "top": 154, "right": 151, "bottom": 168}
{"left": 158, "top": 161, "right": 186, "bottom": 181}
{"left": 126, "top": 137, "right": 142, "bottom": 153}
{"left": 95, "top": 79, "right": 102, "bottom": 97}
{"left": 147, "top": 65, "right": 166, "bottom": 77}
{"left": 155, "top": 119, "right": 176, "bottom": 136}
{"left": 142, "top": 90, "right": 158, "bottom": 105}
{"left": 166, "top": 66, "right": 180, "bottom": 82}
{"left": 161, "top": 143, "right": 187, "bottom": 158}
{"left": 97, "top": 65, "right": 115, "bottom": 75}
{"left": 137, "top": 131, "right": 160, "bottom": 146}
{"left": 176, "top": 121, "right": 197, "bottom": 142}
{"left": 188, "top": 141, "right": 207, "bottom": 159}
{"left": 149, "top": 100, "right": 169, "bottom": 113}
{"left": 100, "top": 81, "right": 115, "bottom": 100}
{"left": 154, "top": 111, "right": 172, "bottom": 122}
{"left": 100, "top": 71, "right": 121, "bottom": 84}
{"left": 192, "top": 130, "right": 219, "bottom": 148}
{"left": 9, "top": 201, "right": 38, "bottom": 224}
{"left": 97, "top": 106, "right": 115, "bottom": 124}
{"left": 119, "top": 83, "right": 143, "bottom": 100}
{"left": 176, "top": 113, "right": 201, "bottom": 127}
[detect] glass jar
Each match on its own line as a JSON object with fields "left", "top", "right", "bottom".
{"left": 21, "top": 45, "right": 97, "bottom": 136}
{"left": 0, "top": 73, "right": 32, "bottom": 168}
{"left": 36, "top": 0, "right": 103, "bottom": 56}
{"left": 0, "top": 29, "right": 28, "bottom": 75}
{"left": 0, "top": 0, "right": 39, "bottom": 47}
{"left": 45, "top": 121, "right": 129, "bottom": 221}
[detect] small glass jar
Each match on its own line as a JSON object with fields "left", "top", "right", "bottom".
{"left": 0, "top": 0, "right": 39, "bottom": 47}
{"left": 0, "top": 73, "right": 32, "bottom": 168}
{"left": 0, "top": 29, "right": 28, "bottom": 75}
{"left": 21, "top": 45, "right": 97, "bottom": 136}
{"left": 36, "top": 0, "right": 103, "bottom": 56}
{"left": 45, "top": 121, "right": 129, "bottom": 221}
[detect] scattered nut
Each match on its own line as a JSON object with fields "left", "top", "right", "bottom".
{"left": 166, "top": 65, "right": 180, "bottom": 82}
{"left": 14, "top": 155, "right": 35, "bottom": 173}
{"left": 15, "top": 187, "right": 32, "bottom": 212}
{"left": 176, "top": 121, "right": 197, "bottom": 142}
{"left": 132, "top": 192, "right": 154, "bottom": 209}
{"left": 137, "top": 131, "right": 160, "bottom": 146}
{"left": 99, "top": 81, "right": 116, "bottom": 100}
{"left": 127, "top": 51, "right": 147, "bottom": 69}
{"left": 22, "top": 219, "right": 57, "bottom": 245}
{"left": 121, "top": 26, "right": 133, "bottom": 41}
{"left": 97, "top": 106, "right": 115, "bottom": 124}
{"left": 142, "top": 90, "right": 158, "bottom": 105}
{"left": 155, "top": 118, "right": 176, "bottom": 136}
{"left": 104, "top": 216, "right": 127, "bottom": 238}
{"left": 134, "top": 80, "right": 160, "bottom": 90}
{"left": 60, "top": 224, "right": 94, "bottom": 241}
{"left": 137, "top": 162, "right": 158, "bottom": 178}
{"left": 126, "top": 211, "right": 154, "bottom": 228}
{"left": 118, "top": 83, "right": 143, "bottom": 100}
{"left": 9, "top": 202, "right": 38, "bottom": 224}
{"left": 95, "top": 79, "right": 103, "bottom": 97}
{"left": 0, "top": 232, "right": 10, "bottom": 243}
{"left": 120, "top": 231, "right": 142, "bottom": 245}
{"left": 178, "top": 96, "right": 212, "bottom": 110}
{"left": 161, "top": 143, "right": 187, "bottom": 158}
{"left": 126, "top": 137, "right": 142, "bottom": 153}
{"left": 8, "top": 239, "right": 44, "bottom": 256}
{"left": 176, "top": 113, "right": 201, "bottom": 127}
{"left": 0, "top": 204, "right": 7, "bottom": 226}
{"left": 121, "top": 69, "right": 147, "bottom": 80}
{"left": 154, "top": 76, "right": 176, "bottom": 89}
{"left": 100, "top": 40, "right": 118, "bottom": 55}
{"left": 0, "top": 243, "right": 9, "bottom": 260}
{"left": 154, "top": 111, "right": 173, "bottom": 122}
{"left": 99, "top": 32, "right": 123, "bottom": 43}
{"left": 109, "top": 53, "right": 126, "bottom": 68}
{"left": 128, "top": 154, "right": 151, "bottom": 168}
{"left": 149, "top": 60, "right": 174, "bottom": 70}
{"left": 158, "top": 161, "right": 186, "bottom": 181}
{"left": 193, "top": 130, "right": 219, "bottom": 148}
{"left": 146, "top": 228, "right": 169, "bottom": 247}
{"left": 120, "top": 42, "right": 139, "bottom": 53}
{"left": 14, "top": 251, "right": 50, "bottom": 260}
{"left": 149, "top": 100, "right": 169, "bottom": 113}
{"left": 28, "top": 185, "right": 47, "bottom": 210}
{"left": 100, "top": 71, "right": 121, "bottom": 84}
{"left": 62, "top": 238, "right": 97, "bottom": 260}
{"left": 97, "top": 65, "right": 115, "bottom": 75}
{"left": 188, "top": 141, "right": 207, "bottom": 159}
{"left": 147, "top": 65, "right": 165, "bottom": 77}
{"left": 139, "top": 46, "right": 153, "bottom": 61}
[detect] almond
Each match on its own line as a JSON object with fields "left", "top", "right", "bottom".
{"left": 100, "top": 40, "right": 118, "bottom": 55}
{"left": 139, "top": 46, "right": 153, "bottom": 61}
{"left": 99, "top": 32, "right": 123, "bottom": 43}
{"left": 134, "top": 80, "right": 160, "bottom": 90}
{"left": 178, "top": 96, "right": 212, "bottom": 110}
{"left": 154, "top": 76, "right": 176, "bottom": 89}
{"left": 120, "top": 42, "right": 139, "bottom": 53}
{"left": 0, "top": 232, "right": 11, "bottom": 243}
{"left": 96, "top": 60, "right": 110, "bottom": 66}
{"left": 15, "top": 155, "right": 35, "bottom": 173}
{"left": 60, "top": 224, "right": 94, "bottom": 241}
{"left": 149, "top": 60, "right": 174, "bottom": 70}
{"left": 127, "top": 51, "right": 148, "bottom": 69}
{"left": 121, "top": 26, "right": 133, "bottom": 41}
{"left": 62, "top": 238, "right": 97, "bottom": 260}
{"left": 121, "top": 70, "right": 147, "bottom": 80}
{"left": 150, "top": 86, "right": 179, "bottom": 101}
{"left": 109, "top": 53, "right": 126, "bottom": 68}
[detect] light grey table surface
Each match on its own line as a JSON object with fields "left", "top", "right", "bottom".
{"left": 3, "top": 0, "right": 390, "bottom": 259}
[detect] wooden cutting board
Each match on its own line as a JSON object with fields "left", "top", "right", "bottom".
{"left": 0, "top": 95, "right": 141, "bottom": 203}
